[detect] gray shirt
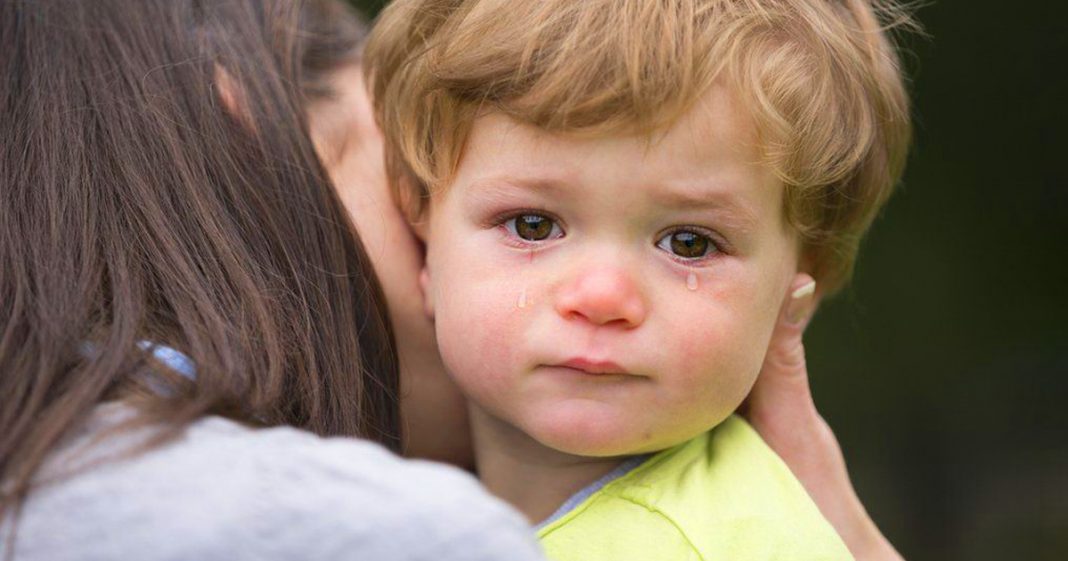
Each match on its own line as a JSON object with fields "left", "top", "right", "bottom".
{"left": 4, "top": 404, "right": 544, "bottom": 561}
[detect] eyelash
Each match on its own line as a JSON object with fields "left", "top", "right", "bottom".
{"left": 493, "top": 210, "right": 566, "bottom": 248}
{"left": 654, "top": 226, "right": 726, "bottom": 265}
{"left": 492, "top": 211, "right": 729, "bottom": 264}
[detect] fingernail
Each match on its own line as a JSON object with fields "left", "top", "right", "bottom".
{"left": 787, "top": 280, "right": 817, "bottom": 325}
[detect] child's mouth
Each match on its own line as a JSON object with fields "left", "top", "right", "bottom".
{"left": 554, "top": 357, "right": 630, "bottom": 376}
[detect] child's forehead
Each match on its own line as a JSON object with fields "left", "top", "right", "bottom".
{"left": 461, "top": 84, "right": 768, "bottom": 194}
{"left": 470, "top": 83, "right": 759, "bottom": 165}
{"left": 453, "top": 88, "right": 781, "bottom": 232}
{"left": 649, "top": 84, "right": 761, "bottom": 167}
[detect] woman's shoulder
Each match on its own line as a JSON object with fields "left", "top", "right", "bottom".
{"left": 9, "top": 406, "right": 543, "bottom": 561}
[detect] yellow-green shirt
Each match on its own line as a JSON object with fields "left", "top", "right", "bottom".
{"left": 537, "top": 416, "right": 853, "bottom": 561}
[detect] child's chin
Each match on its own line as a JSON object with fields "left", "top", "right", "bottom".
{"left": 523, "top": 410, "right": 671, "bottom": 458}
{"left": 536, "top": 434, "right": 644, "bottom": 457}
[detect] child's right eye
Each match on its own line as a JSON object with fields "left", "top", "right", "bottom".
{"left": 654, "top": 228, "right": 721, "bottom": 262}
{"left": 503, "top": 213, "right": 563, "bottom": 242}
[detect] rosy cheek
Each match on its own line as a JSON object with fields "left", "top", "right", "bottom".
{"left": 673, "top": 325, "right": 716, "bottom": 368}
{"left": 436, "top": 286, "right": 523, "bottom": 388}
{"left": 661, "top": 294, "right": 761, "bottom": 404}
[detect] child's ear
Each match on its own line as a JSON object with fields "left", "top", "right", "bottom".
{"left": 409, "top": 192, "right": 434, "bottom": 318}
{"left": 397, "top": 173, "right": 432, "bottom": 242}
{"left": 418, "top": 265, "right": 435, "bottom": 321}
{"left": 410, "top": 217, "right": 430, "bottom": 242}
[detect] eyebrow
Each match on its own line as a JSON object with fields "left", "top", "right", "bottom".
{"left": 459, "top": 175, "right": 578, "bottom": 211}
{"left": 464, "top": 174, "right": 763, "bottom": 233}
{"left": 653, "top": 182, "right": 762, "bottom": 232}
{"left": 464, "top": 175, "right": 572, "bottom": 198}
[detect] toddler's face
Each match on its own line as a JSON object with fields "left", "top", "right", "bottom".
{"left": 423, "top": 86, "right": 800, "bottom": 456}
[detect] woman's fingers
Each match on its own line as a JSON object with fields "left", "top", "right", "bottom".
{"left": 747, "top": 274, "right": 819, "bottom": 427}
{"left": 747, "top": 274, "right": 846, "bottom": 520}
{"left": 745, "top": 273, "right": 905, "bottom": 561}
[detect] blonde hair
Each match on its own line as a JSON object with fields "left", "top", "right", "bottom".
{"left": 365, "top": 0, "right": 914, "bottom": 294}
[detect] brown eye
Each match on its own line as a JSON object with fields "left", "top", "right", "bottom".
{"left": 656, "top": 230, "right": 716, "bottom": 259}
{"left": 507, "top": 213, "right": 560, "bottom": 241}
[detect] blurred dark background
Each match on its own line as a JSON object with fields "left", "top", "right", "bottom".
{"left": 351, "top": 1, "right": 1067, "bottom": 559}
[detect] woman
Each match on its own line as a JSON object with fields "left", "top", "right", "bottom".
{"left": 1, "top": 1, "right": 539, "bottom": 559}
{"left": 0, "top": 1, "right": 900, "bottom": 559}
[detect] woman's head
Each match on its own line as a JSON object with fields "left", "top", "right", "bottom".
{"left": 0, "top": 0, "right": 398, "bottom": 512}
{"left": 299, "top": 4, "right": 473, "bottom": 466}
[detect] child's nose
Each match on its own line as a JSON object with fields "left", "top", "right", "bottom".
{"left": 553, "top": 266, "right": 647, "bottom": 328}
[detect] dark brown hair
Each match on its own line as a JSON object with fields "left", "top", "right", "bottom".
{"left": 0, "top": 0, "right": 395, "bottom": 520}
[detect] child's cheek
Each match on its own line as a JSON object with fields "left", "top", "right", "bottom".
{"left": 434, "top": 279, "right": 525, "bottom": 405}
{"left": 661, "top": 292, "right": 763, "bottom": 410}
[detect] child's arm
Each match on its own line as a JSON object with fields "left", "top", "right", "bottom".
{"left": 743, "top": 274, "right": 905, "bottom": 561}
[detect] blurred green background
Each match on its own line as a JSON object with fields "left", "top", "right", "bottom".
{"left": 351, "top": 1, "right": 1067, "bottom": 559}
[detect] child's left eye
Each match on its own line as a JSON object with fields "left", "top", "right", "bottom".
{"left": 503, "top": 213, "right": 564, "bottom": 242}
{"left": 656, "top": 229, "right": 719, "bottom": 260}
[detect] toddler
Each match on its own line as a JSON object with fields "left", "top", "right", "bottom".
{"left": 365, "top": 1, "right": 911, "bottom": 559}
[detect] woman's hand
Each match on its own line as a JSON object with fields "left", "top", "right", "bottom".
{"left": 743, "top": 274, "right": 905, "bottom": 561}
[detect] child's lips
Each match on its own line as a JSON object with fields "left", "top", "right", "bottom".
{"left": 555, "top": 357, "right": 631, "bottom": 376}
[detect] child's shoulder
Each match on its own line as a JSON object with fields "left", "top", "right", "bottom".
{"left": 537, "top": 416, "right": 853, "bottom": 561}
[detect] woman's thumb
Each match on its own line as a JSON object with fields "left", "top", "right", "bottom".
{"left": 747, "top": 274, "right": 819, "bottom": 418}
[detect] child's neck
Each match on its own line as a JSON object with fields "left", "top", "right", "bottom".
{"left": 469, "top": 406, "right": 629, "bottom": 525}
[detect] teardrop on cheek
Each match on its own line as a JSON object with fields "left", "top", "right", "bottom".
{"left": 686, "top": 272, "right": 699, "bottom": 291}
{"left": 517, "top": 287, "right": 528, "bottom": 309}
